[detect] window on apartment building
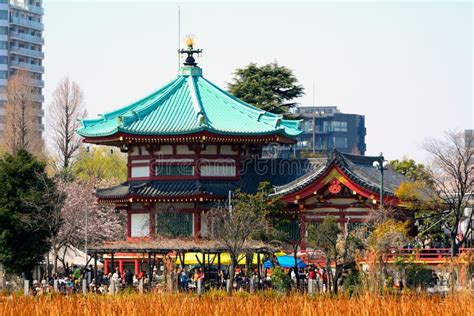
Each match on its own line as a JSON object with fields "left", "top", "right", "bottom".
{"left": 0, "top": 56, "right": 6, "bottom": 64}
{"left": 0, "top": 41, "right": 7, "bottom": 50}
{"left": 0, "top": 27, "right": 7, "bottom": 35}
{"left": 0, "top": 10, "right": 7, "bottom": 20}
{"left": 331, "top": 121, "right": 348, "bottom": 132}
{"left": 0, "top": 71, "right": 7, "bottom": 79}
{"left": 334, "top": 137, "right": 348, "bottom": 148}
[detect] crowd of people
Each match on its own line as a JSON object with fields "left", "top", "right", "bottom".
{"left": 27, "top": 262, "right": 342, "bottom": 295}
{"left": 29, "top": 264, "right": 152, "bottom": 295}
{"left": 26, "top": 261, "right": 451, "bottom": 296}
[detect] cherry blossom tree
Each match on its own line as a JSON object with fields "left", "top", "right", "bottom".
{"left": 51, "top": 179, "right": 125, "bottom": 272}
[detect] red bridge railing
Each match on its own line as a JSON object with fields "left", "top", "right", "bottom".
{"left": 285, "top": 248, "right": 473, "bottom": 265}
{"left": 383, "top": 248, "right": 472, "bottom": 262}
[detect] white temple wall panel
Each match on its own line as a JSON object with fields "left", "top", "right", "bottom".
{"left": 176, "top": 145, "right": 194, "bottom": 154}
{"left": 131, "top": 166, "right": 149, "bottom": 178}
{"left": 201, "top": 145, "right": 217, "bottom": 155}
{"left": 156, "top": 145, "right": 173, "bottom": 155}
{"left": 220, "top": 145, "right": 238, "bottom": 155}
{"left": 131, "top": 213, "right": 150, "bottom": 237}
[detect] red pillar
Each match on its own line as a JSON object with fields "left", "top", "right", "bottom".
{"left": 127, "top": 210, "right": 132, "bottom": 238}
{"left": 149, "top": 208, "right": 155, "bottom": 238}
{"left": 104, "top": 259, "right": 109, "bottom": 275}
{"left": 119, "top": 259, "right": 124, "bottom": 274}
{"left": 194, "top": 211, "right": 201, "bottom": 238}
{"left": 299, "top": 221, "right": 307, "bottom": 251}
{"left": 134, "top": 259, "right": 139, "bottom": 276}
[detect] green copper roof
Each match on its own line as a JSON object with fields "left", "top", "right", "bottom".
{"left": 77, "top": 66, "right": 302, "bottom": 139}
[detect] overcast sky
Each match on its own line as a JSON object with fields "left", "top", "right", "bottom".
{"left": 43, "top": 1, "right": 473, "bottom": 162}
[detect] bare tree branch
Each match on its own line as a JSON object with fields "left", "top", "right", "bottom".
{"left": 423, "top": 130, "right": 473, "bottom": 254}
{"left": 48, "top": 77, "right": 86, "bottom": 170}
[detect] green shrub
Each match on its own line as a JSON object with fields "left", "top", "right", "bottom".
{"left": 271, "top": 267, "right": 291, "bottom": 293}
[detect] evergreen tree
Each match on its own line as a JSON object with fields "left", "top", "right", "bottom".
{"left": 228, "top": 62, "right": 304, "bottom": 115}
{"left": 0, "top": 150, "right": 63, "bottom": 278}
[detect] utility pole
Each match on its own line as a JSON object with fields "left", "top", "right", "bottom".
{"left": 85, "top": 202, "right": 88, "bottom": 266}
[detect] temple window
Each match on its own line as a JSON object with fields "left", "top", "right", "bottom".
{"left": 130, "top": 213, "right": 150, "bottom": 237}
{"left": 156, "top": 164, "right": 194, "bottom": 176}
{"left": 200, "top": 159, "right": 236, "bottom": 177}
{"left": 155, "top": 213, "right": 193, "bottom": 237}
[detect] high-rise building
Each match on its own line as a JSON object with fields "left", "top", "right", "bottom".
{"left": 294, "top": 105, "right": 366, "bottom": 155}
{"left": 0, "top": 0, "right": 44, "bottom": 140}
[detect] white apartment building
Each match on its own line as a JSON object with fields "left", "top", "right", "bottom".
{"left": 0, "top": 0, "right": 44, "bottom": 139}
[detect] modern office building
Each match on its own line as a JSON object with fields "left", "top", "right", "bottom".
{"left": 294, "top": 105, "right": 366, "bottom": 155}
{"left": 0, "top": 0, "right": 44, "bottom": 139}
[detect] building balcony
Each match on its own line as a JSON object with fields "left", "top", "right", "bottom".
{"left": 10, "top": 1, "right": 44, "bottom": 15}
{"left": 29, "top": 79, "right": 44, "bottom": 87}
{"left": 10, "top": 32, "right": 44, "bottom": 45}
{"left": 10, "top": 46, "right": 44, "bottom": 59}
{"left": 10, "top": 17, "right": 44, "bottom": 31}
{"left": 10, "top": 61, "right": 44, "bottom": 73}
{"left": 10, "top": 0, "right": 44, "bottom": 15}
{"left": 29, "top": 93, "right": 44, "bottom": 102}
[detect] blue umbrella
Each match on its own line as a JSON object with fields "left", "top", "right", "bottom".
{"left": 264, "top": 255, "right": 307, "bottom": 269}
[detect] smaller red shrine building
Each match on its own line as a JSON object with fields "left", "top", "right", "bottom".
{"left": 271, "top": 151, "right": 412, "bottom": 233}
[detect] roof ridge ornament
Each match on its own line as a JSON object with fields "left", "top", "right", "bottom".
{"left": 178, "top": 35, "right": 202, "bottom": 67}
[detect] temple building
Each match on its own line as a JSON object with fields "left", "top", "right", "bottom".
{"left": 77, "top": 41, "right": 304, "bottom": 241}
{"left": 77, "top": 42, "right": 412, "bottom": 273}
{"left": 271, "top": 151, "right": 410, "bottom": 229}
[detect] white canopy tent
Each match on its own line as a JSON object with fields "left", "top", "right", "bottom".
{"left": 48, "top": 246, "right": 103, "bottom": 268}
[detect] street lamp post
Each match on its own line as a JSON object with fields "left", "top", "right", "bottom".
{"left": 312, "top": 112, "right": 316, "bottom": 154}
{"left": 372, "top": 154, "right": 389, "bottom": 209}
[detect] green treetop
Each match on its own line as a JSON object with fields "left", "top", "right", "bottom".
{"left": 228, "top": 62, "right": 304, "bottom": 115}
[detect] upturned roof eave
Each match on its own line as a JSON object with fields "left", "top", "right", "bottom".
{"left": 77, "top": 68, "right": 303, "bottom": 140}
{"left": 78, "top": 125, "right": 301, "bottom": 141}
{"left": 271, "top": 152, "right": 404, "bottom": 198}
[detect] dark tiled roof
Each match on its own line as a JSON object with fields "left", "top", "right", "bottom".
{"left": 96, "top": 158, "right": 321, "bottom": 199}
{"left": 272, "top": 151, "right": 409, "bottom": 197}
{"left": 96, "top": 153, "right": 407, "bottom": 200}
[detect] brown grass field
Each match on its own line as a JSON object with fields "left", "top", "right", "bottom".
{"left": 0, "top": 292, "right": 473, "bottom": 316}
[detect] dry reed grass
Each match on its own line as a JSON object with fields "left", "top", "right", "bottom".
{"left": 0, "top": 292, "right": 473, "bottom": 316}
